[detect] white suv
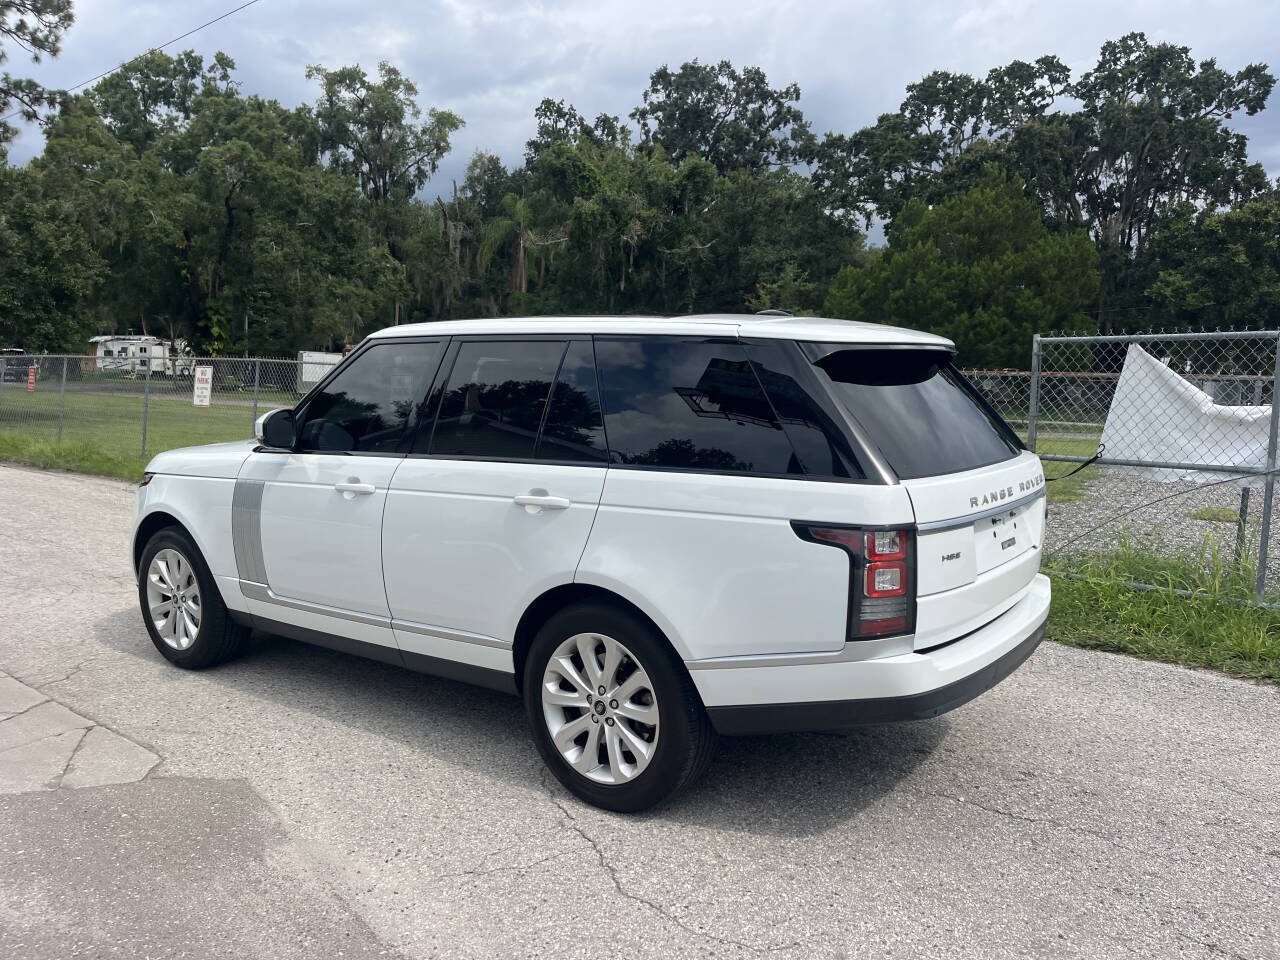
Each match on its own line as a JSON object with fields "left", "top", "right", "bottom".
{"left": 133, "top": 314, "right": 1049, "bottom": 811}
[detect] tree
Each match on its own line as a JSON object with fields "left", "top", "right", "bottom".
{"left": 824, "top": 170, "right": 1098, "bottom": 367}
{"left": 1144, "top": 191, "right": 1280, "bottom": 331}
{"left": 305, "top": 61, "right": 462, "bottom": 205}
{"left": 0, "top": 154, "right": 104, "bottom": 349}
{"left": 524, "top": 97, "right": 624, "bottom": 163}
{"left": 0, "top": 0, "right": 74, "bottom": 142}
{"left": 814, "top": 34, "right": 1275, "bottom": 332}
{"left": 631, "top": 59, "right": 814, "bottom": 173}
{"left": 812, "top": 56, "right": 1070, "bottom": 225}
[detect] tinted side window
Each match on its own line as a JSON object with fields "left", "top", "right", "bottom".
{"left": 595, "top": 337, "right": 801, "bottom": 475}
{"left": 537, "top": 340, "right": 608, "bottom": 463}
{"left": 297, "top": 341, "right": 444, "bottom": 453}
{"left": 428, "top": 340, "right": 565, "bottom": 459}
{"left": 744, "top": 340, "right": 867, "bottom": 480}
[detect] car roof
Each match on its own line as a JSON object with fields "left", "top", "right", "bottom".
{"left": 366, "top": 314, "right": 952, "bottom": 348}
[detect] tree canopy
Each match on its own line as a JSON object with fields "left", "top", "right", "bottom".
{"left": 1, "top": 19, "right": 1276, "bottom": 363}
{"left": 824, "top": 169, "right": 1099, "bottom": 367}
{"left": 1, "top": 0, "right": 73, "bottom": 143}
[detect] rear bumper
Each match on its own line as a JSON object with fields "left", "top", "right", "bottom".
{"left": 697, "top": 574, "right": 1050, "bottom": 735}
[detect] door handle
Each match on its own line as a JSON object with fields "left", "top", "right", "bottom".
{"left": 513, "top": 493, "right": 571, "bottom": 511}
{"left": 334, "top": 480, "right": 376, "bottom": 498}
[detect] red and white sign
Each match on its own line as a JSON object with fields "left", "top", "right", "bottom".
{"left": 193, "top": 366, "right": 213, "bottom": 407}
{"left": 26, "top": 366, "right": 36, "bottom": 391}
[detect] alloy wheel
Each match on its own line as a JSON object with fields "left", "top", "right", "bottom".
{"left": 541, "top": 632, "right": 660, "bottom": 784}
{"left": 146, "top": 548, "right": 202, "bottom": 651}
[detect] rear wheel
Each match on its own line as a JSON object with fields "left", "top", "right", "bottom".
{"left": 524, "top": 602, "right": 717, "bottom": 812}
{"left": 138, "top": 527, "right": 249, "bottom": 669}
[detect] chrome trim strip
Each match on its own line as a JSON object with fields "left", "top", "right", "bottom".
{"left": 915, "top": 487, "right": 1046, "bottom": 533}
{"left": 391, "top": 619, "right": 511, "bottom": 650}
{"left": 231, "top": 479, "right": 268, "bottom": 585}
{"left": 685, "top": 633, "right": 915, "bottom": 670}
{"left": 239, "top": 581, "right": 392, "bottom": 628}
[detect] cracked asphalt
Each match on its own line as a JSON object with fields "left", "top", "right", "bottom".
{"left": 1, "top": 462, "right": 1278, "bottom": 959}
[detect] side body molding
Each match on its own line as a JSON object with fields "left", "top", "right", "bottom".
{"left": 231, "top": 478, "right": 268, "bottom": 585}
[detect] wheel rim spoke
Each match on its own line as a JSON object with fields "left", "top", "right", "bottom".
{"left": 571, "top": 719, "right": 604, "bottom": 773}
{"left": 599, "top": 637, "right": 622, "bottom": 688}
{"left": 551, "top": 655, "right": 591, "bottom": 696}
{"left": 613, "top": 716, "right": 653, "bottom": 762}
{"left": 542, "top": 684, "right": 587, "bottom": 709}
{"left": 610, "top": 671, "right": 646, "bottom": 703}
{"left": 575, "top": 634, "right": 604, "bottom": 689}
{"left": 614, "top": 699, "right": 656, "bottom": 725}
{"left": 552, "top": 713, "right": 592, "bottom": 752}
{"left": 541, "top": 631, "right": 660, "bottom": 786}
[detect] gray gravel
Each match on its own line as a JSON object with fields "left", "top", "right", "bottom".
{"left": 1, "top": 463, "right": 1279, "bottom": 959}
{"left": 1043, "top": 464, "right": 1280, "bottom": 587}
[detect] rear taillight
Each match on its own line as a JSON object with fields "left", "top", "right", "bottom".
{"left": 793, "top": 523, "right": 915, "bottom": 640}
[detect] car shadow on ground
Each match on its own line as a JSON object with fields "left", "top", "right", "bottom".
{"left": 94, "top": 607, "right": 947, "bottom": 837}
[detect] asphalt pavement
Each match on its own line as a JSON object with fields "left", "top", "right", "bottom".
{"left": 0, "top": 463, "right": 1277, "bottom": 959}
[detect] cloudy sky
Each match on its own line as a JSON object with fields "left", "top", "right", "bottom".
{"left": 7, "top": 0, "right": 1280, "bottom": 194}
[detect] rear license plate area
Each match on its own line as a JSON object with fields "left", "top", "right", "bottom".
{"left": 974, "top": 506, "right": 1029, "bottom": 572}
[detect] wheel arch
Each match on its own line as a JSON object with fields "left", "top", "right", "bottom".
{"left": 512, "top": 583, "right": 687, "bottom": 693}
{"left": 133, "top": 509, "right": 193, "bottom": 574}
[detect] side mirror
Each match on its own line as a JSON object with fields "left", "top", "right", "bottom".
{"left": 255, "top": 408, "right": 296, "bottom": 450}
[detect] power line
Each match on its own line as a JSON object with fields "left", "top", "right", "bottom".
{"left": 3, "top": 0, "right": 266, "bottom": 123}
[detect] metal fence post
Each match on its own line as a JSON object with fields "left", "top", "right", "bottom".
{"left": 251, "top": 358, "right": 261, "bottom": 429}
{"left": 57, "top": 357, "right": 68, "bottom": 443}
{"left": 0, "top": 357, "right": 5, "bottom": 408}
{"left": 141, "top": 360, "right": 152, "bottom": 458}
{"left": 1235, "top": 488, "right": 1251, "bottom": 568}
{"left": 1026, "top": 334, "right": 1042, "bottom": 451}
{"left": 1255, "top": 333, "right": 1280, "bottom": 602}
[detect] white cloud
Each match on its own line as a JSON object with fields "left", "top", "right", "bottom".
{"left": 6, "top": 0, "right": 1278, "bottom": 197}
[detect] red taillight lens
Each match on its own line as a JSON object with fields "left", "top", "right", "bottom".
{"left": 865, "top": 561, "right": 906, "bottom": 597}
{"left": 809, "top": 527, "right": 863, "bottom": 551}
{"left": 867, "top": 530, "right": 906, "bottom": 560}
{"left": 792, "top": 523, "right": 915, "bottom": 641}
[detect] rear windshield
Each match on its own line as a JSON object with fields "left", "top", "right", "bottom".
{"left": 804, "top": 345, "right": 1022, "bottom": 480}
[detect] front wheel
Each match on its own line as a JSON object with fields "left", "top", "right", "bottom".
{"left": 138, "top": 527, "right": 250, "bottom": 669}
{"left": 523, "top": 602, "right": 717, "bottom": 812}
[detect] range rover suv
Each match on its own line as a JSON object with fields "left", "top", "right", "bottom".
{"left": 132, "top": 314, "right": 1049, "bottom": 811}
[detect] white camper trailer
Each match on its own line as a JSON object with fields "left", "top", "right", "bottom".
{"left": 90, "top": 336, "right": 196, "bottom": 378}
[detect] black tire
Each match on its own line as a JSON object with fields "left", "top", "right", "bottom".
{"left": 137, "top": 527, "right": 250, "bottom": 669}
{"left": 523, "top": 601, "right": 717, "bottom": 812}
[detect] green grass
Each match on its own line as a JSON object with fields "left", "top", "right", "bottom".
{"left": 1046, "top": 539, "right": 1280, "bottom": 683}
{"left": 0, "top": 432, "right": 150, "bottom": 482}
{"left": 1034, "top": 435, "right": 1103, "bottom": 502}
{"left": 0, "top": 386, "right": 271, "bottom": 482}
{"left": 1189, "top": 506, "right": 1239, "bottom": 523}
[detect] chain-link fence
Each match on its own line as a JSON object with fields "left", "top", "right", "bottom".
{"left": 969, "top": 331, "right": 1280, "bottom": 602}
{"left": 6, "top": 340, "right": 1280, "bottom": 600}
{"left": 0, "top": 354, "right": 330, "bottom": 461}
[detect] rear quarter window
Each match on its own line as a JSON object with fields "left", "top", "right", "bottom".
{"left": 803, "top": 344, "right": 1022, "bottom": 480}
{"left": 594, "top": 337, "right": 803, "bottom": 476}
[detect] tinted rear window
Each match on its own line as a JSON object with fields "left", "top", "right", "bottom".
{"left": 595, "top": 338, "right": 802, "bottom": 476}
{"left": 805, "top": 345, "right": 1021, "bottom": 480}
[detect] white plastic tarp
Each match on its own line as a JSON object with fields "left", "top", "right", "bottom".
{"left": 1099, "top": 343, "right": 1270, "bottom": 485}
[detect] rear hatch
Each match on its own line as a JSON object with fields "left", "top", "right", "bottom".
{"left": 804, "top": 344, "right": 1046, "bottom": 650}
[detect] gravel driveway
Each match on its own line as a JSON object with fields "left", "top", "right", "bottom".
{"left": 0, "top": 464, "right": 1277, "bottom": 959}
